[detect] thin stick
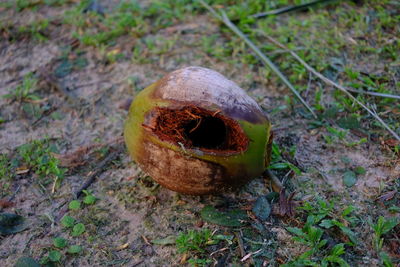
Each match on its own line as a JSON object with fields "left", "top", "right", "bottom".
{"left": 235, "top": 231, "right": 246, "bottom": 258}
{"left": 344, "top": 88, "right": 400, "bottom": 100}
{"left": 74, "top": 150, "right": 120, "bottom": 198}
{"left": 199, "top": 0, "right": 317, "bottom": 119}
{"left": 263, "top": 35, "right": 400, "bottom": 141}
{"left": 251, "top": 0, "right": 340, "bottom": 19}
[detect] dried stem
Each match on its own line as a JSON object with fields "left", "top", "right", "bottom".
{"left": 200, "top": 0, "right": 400, "bottom": 142}
{"left": 74, "top": 146, "right": 122, "bottom": 198}
{"left": 199, "top": 0, "right": 317, "bottom": 118}
{"left": 343, "top": 88, "right": 400, "bottom": 100}
{"left": 263, "top": 35, "right": 400, "bottom": 141}
{"left": 251, "top": 0, "right": 340, "bottom": 19}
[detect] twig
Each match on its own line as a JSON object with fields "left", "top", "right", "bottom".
{"left": 199, "top": 1, "right": 317, "bottom": 118}
{"left": 56, "top": 143, "right": 122, "bottom": 219}
{"left": 263, "top": 35, "right": 400, "bottom": 142}
{"left": 235, "top": 231, "right": 246, "bottom": 258}
{"left": 344, "top": 88, "right": 400, "bottom": 100}
{"left": 56, "top": 136, "right": 124, "bottom": 168}
{"left": 251, "top": 0, "right": 340, "bottom": 19}
{"left": 241, "top": 248, "right": 263, "bottom": 262}
{"left": 74, "top": 148, "right": 121, "bottom": 198}
{"left": 32, "top": 105, "right": 58, "bottom": 126}
{"left": 8, "top": 185, "right": 21, "bottom": 201}
{"left": 132, "top": 260, "right": 144, "bottom": 267}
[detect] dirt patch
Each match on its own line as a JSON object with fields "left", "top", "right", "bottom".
{"left": 295, "top": 133, "right": 399, "bottom": 194}
{"left": 1, "top": 1, "right": 399, "bottom": 266}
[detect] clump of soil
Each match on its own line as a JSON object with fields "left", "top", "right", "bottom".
{"left": 146, "top": 106, "right": 249, "bottom": 153}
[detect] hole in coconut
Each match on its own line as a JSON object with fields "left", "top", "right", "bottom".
{"left": 146, "top": 106, "right": 249, "bottom": 153}
{"left": 184, "top": 116, "right": 227, "bottom": 149}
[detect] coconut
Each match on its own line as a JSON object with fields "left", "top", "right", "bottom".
{"left": 124, "top": 66, "right": 272, "bottom": 195}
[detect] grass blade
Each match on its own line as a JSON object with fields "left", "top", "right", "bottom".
{"left": 199, "top": 0, "right": 317, "bottom": 118}
{"left": 252, "top": 0, "right": 341, "bottom": 19}
{"left": 263, "top": 35, "right": 400, "bottom": 141}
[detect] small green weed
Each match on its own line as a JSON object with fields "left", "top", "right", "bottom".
{"left": 53, "top": 237, "right": 68, "bottom": 248}
{"left": 47, "top": 250, "right": 62, "bottom": 262}
{"left": 40, "top": 235, "right": 82, "bottom": 265}
{"left": 301, "top": 200, "right": 358, "bottom": 245}
{"left": 176, "top": 229, "right": 225, "bottom": 266}
{"left": 285, "top": 200, "right": 362, "bottom": 266}
{"left": 41, "top": 195, "right": 98, "bottom": 264}
{"left": 284, "top": 226, "right": 349, "bottom": 267}
{"left": 176, "top": 229, "right": 214, "bottom": 254}
{"left": 371, "top": 216, "right": 399, "bottom": 251}
{"left": 60, "top": 215, "right": 75, "bottom": 228}
{"left": 66, "top": 1, "right": 145, "bottom": 47}
{"left": 370, "top": 216, "right": 399, "bottom": 266}
{"left": 82, "top": 190, "right": 97, "bottom": 205}
{"left": 71, "top": 223, "right": 86, "bottom": 237}
{"left": 0, "top": 153, "right": 15, "bottom": 195}
{"left": 17, "top": 139, "right": 66, "bottom": 188}
{"left": 69, "top": 200, "right": 81, "bottom": 211}
{"left": 188, "top": 258, "right": 212, "bottom": 266}
{"left": 44, "top": 0, "right": 67, "bottom": 6}
{"left": 15, "top": 0, "right": 33, "bottom": 11}
{"left": 269, "top": 142, "right": 301, "bottom": 175}
{"left": 17, "top": 19, "right": 49, "bottom": 41}
{"left": 2, "top": 73, "right": 41, "bottom": 102}
{"left": 67, "top": 245, "right": 82, "bottom": 254}
{"left": 0, "top": 154, "right": 16, "bottom": 181}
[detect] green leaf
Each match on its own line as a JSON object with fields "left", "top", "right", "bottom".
{"left": 379, "top": 251, "right": 394, "bottom": 267}
{"left": 61, "top": 215, "right": 75, "bottom": 228}
{"left": 53, "top": 237, "right": 68, "bottom": 248}
{"left": 200, "top": 206, "right": 247, "bottom": 227}
{"left": 287, "top": 227, "right": 306, "bottom": 238}
{"left": 39, "top": 256, "right": 49, "bottom": 265}
{"left": 0, "top": 213, "right": 27, "bottom": 235}
{"left": 319, "top": 219, "right": 334, "bottom": 228}
{"left": 252, "top": 196, "right": 271, "bottom": 221}
{"left": 83, "top": 195, "right": 96, "bottom": 205}
{"left": 67, "top": 245, "right": 82, "bottom": 254}
{"left": 213, "top": 234, "right": 234, "bottom": 245}
{"left": 330, "top": 243, "right": 346, "bottom": 256}
{"left": 152, "top": 235, "right": 176, "bottom": 245}
{"left": 68, "top": 200, "right": 81, "bottom": 211}
{"left": 343, "top": 171, "right": 357, "bottom": 187}
{"left": 50, "top": 111, "right": 63, "bottom": 120}
{"left": 354, "top": 166, "right": 366, "bottom": 175}
{"left": 72, "top": 223, "right": 85, "bottom": 236}
{"left": 54, "top": 60, "right": 73, "bottom": 78}
{"left": 73, "top": 57, "right": 88, "bottom": 69}
{"left": 288, "top": 163, "right": 302, "bottom": 175}
{"left": 324, "top": 255, "right": 350, "bottom": 267}
{"left": 14, "top": 257, "right": 41, "bottom": 267}
{"left": 269, "top": 162, "right": 290, "bottom": 169}
{"left": 337, "top": 115, "right": 360, "bottom": 129}
{"left": 381, "top": 217, "right": 399, "bottom": 235}
{"left": 388, "top": 206, "right": 400, "bottom": 213}
{"left": 339, "top": 226, "right": 358, "bottom": 245}
{"left": 48, "top": 250, "right": 61, "bottom": 262}
{"left": 342, "top": 206, "right": 356, "bottom": 217}
{"left": 323, "top": 106, "right": 339, "bottom": 119}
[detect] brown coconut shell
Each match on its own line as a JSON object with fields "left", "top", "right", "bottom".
{"left": 124, "top": 66, "right": 272, "bottom": 195}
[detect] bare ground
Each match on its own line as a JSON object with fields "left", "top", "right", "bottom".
{"left": 0, "top": 1, "right": 399, "bottom": 267}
